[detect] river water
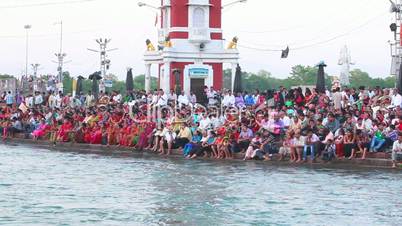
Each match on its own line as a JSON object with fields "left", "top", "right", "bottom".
{"left": 0, "top": 144, "right": 401, "bottom": 226}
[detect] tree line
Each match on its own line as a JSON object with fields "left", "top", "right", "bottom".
{"left": 0, "top": 65, "right": 397, "bottom": 94}
{"left": 223, "top": 65, "right": 396, "bottom": 91}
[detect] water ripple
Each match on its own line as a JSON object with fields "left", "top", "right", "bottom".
{"left": 0, "top": 144, "right": 401, "bottom": 225}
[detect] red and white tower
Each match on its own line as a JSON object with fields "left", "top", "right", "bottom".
{"left": 143, "top": 0, "right": 239, "bottom": 98}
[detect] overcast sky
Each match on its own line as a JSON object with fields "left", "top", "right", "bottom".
{"left": 0, "top": 0, "right": 395, "bottom": 80}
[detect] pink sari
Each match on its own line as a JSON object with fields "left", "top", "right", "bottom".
{"left": 32, "top": 124, "right": 49, "bottom": 138}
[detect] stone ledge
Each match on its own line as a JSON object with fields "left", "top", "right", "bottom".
{"left": 3, "top": 138, "right": 401, "bottom": 170}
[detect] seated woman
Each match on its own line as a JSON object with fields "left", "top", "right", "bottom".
{"left": 190, "top": 131, "right": 216, "bottom": 159}
{"left": 151, "top": 125, "right": 164, "bottom": 152}
{"left": 244, "top": 132, "right": 263, "bottom": 160}
{"left": 278, "top": 132, "right": 293, "bottom": 161}
{"left": 351, "top": 129, "right": 369, "bottom": 160}
{"left": 335, "top": 129, "right": 345, "bottom": 158}
{"left": 343, "top": 130, "right": 356, "bottom": 159}
{"left": 107, "top": 123, "right": 119, "bottom": 146}
{"left": 159, "top": 126, "right": 176, "bottom": 155}
{"left": 73, "top": 122, "right": 87, "bottom": 144}
{"left": 290, "top": 131, "right": 305, "bottom": 163}
{"left": 90, "top": 124, "right": 103, "bottom": 144}
{"left": 137, "top": 122, "right": 155, "bottom": 150}
{"left": 237, "top": 125, "right": 253, "bottom": 152}
{"left": 183, "top": 130, "right": 202, "bottom": 157}
{"left": 56, "top": 118, "right": 73, "bottom": 142}
{"left": 31, "top": 119, "right": 49, "bottom": 140}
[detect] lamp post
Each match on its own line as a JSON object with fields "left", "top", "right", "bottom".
{"left": 24, "top": 25, "right": 31, "bottom": 80}
{"left": 31, "top": 63, "right": 40, "bottom": 97}
{"left": 222, "top": 0, "right": 247, "bottom": 8}
{"left": 137, "top": 2, "right": 160, "bottom": 10}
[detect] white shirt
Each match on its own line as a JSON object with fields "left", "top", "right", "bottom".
{"left": 207, "top": 90, "right": 217, "bottom": 105}
{"left": 392, "top": 140, "right": 402, "bottom": 153}
{"left": 306, "top": 134, "right": 320, "bottom": 143}
{"left": 85, "top": 95, "right": 94, "bottom": 107}
{"left": 156, "top": 94, "right": 168, "bottom": 106}
{"left": 281, "top": 116, "right": 291, "bottom": 127}
{"left": 151, "top": 94, "right": 158, "bottom": 105}
{"left": 113, "top": 94, "right": 122, "bottom": 103}
{"left": 168, "top": 93, "right": 177, "bottom": 101}
{"left": 292, "top": 136, "right": 306, "bottom": 146}
{"left": 222, "top": 94, "right": 235, "bottom": 107}
{"left": 391, "top": 94, "right": 402, "bottom": 108}
{"left": 190, "top": 94, "right": 197, "bottom": 104}
{"left": 26, "top": 96, "right": 34, "bottom": 107}
{"left": 178, "top": 94, "right": 189, "bottom": 106}
{"left": 199, "top": 117, "right": 212, "bottom": 131}
{"left": 35, "top": 95, "right": 43, "bottom": 105}
{"left": 48, "top": 94, "right": 56, "bottom": 108}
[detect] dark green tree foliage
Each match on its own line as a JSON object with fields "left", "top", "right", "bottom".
{"left": 223, "top": 66, "right": 395, "bottom": 92}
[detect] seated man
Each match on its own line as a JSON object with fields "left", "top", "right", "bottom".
{"left": 391, "top": 133, "right": 402, "bottom": 168}
{"left": 7, "top": 117, "right": 23, "bottom": 137}
{"left": 303, "top": 129, "right": 319, "bottom": 162}
{"left": 237, "top": 125, "right": 253, "bottom": 152}
{"left": 322, "top": 139, "right": 336, "bottom": 162}
{"left": 370, "top": 123, "right": 386, "bottom": 152}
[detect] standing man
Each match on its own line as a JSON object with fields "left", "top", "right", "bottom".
{"left": 5, "top": 91, "right": 14, "bottom": 108}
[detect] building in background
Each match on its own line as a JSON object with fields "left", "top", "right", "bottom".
{"left": 143, "top": 0, "right": 239, "bottom": 99}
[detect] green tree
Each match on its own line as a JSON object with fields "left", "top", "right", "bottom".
{"left": 289, "top": 65, "right": 318, "bottom": 86}
{"left": 62, "top": 71, "right": 73, "bottom": 94}
{"left": 349, "top": 69, "right": 395, "bottom": 88}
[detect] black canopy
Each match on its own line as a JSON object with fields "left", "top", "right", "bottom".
{"left": 76, "top": 75, "right": 85, "bottom": 95}
{"left": 89, "top": 71, "right": 102, "bottom": 99}
{"left": 233, "top": 64, "right": 243, "bottom": 93}
{"left": 126, "top": 68, "right": 134, "bottom": 92}
{"left": 316, "top": 62, "right": 327, "bottom": 94}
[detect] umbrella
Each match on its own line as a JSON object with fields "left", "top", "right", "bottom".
{"left": 76, "top": 75, "right": 85, "bottom": 94}
{"left": 398, "top": 63, "right": 402, "bottom": 95}
{"left": 233, "top": 64, "right": 242, "bottom": 93}
{"left": 89, "top": 71, "right": 102, "bottom": 99}
{"left": 126, "top": 68, "right": 134, "bottom": 92}
{"left": 281, "top": 46, "right": 289, "bottom": 58}
{"left": 316, "top": 61, "right": 327, "bottom": 94}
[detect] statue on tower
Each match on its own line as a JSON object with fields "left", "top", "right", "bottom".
{"left": 164, "top": 36, "right": 172, "bottom": 48}
{"left": 227, "top": 36, "right": 238, "bottom": 49}
{"left": 146, "top": 39, "right": 155, "bottom": 51}
{"left": 338, "top": 45, "right": 354, "bottom": 87}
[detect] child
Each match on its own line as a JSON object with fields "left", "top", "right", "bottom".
{"left": 322, "top": 139, "right": 336, "bottom": 162}
{"left": 278, "top": 132, "right": 293, "bottom": 161}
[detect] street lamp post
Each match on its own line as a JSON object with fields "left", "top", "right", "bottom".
{"left": 222, "top": 0, "right": 247, "bottom": 8}
{"left": 137, "top": 2, "right": 160, "bottom": 10}
{"left": 24, "top": 24, "right": 31, "bottom": 81}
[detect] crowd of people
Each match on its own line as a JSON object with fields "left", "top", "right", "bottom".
{"left": 1, "top": 85, "right": 402, "bottom": 168}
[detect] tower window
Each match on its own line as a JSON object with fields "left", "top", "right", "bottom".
{"left": 193, "top": 7, "right": 205, "bottom": 28}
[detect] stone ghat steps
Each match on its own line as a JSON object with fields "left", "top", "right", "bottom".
{"left": 3, "top": 138, "right": 401, "bottom": 170}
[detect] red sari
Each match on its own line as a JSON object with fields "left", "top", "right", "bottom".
{"left": 90, "top": 128, "right": 103, "bottom": 144}
{"left": 57, "top": 122, "right": 73, "bottom": 142}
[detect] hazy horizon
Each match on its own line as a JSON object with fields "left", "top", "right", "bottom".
{"left": 0, "top": 0, "right": 395, "bottom": 80}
